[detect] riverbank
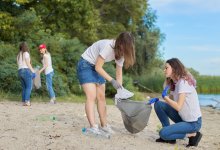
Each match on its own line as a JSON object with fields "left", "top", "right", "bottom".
{"left": 0, "top": 101, "right": 219, "bottom": 150}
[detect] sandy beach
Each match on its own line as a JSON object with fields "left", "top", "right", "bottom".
{"left": 0, "top": 101, "right": 219, "bottom": 150}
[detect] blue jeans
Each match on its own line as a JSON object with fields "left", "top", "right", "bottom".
{"left": 18, "top": 68, "right": 33, "bottom": 102}
{"left": 46, "top": 71, "right": 55, "bottom": 99}
{"left": 76, "top": 57, "right": 105, "bottom": 85}
{"left": 154, "top": 101, "right": 202, "bottom": 140}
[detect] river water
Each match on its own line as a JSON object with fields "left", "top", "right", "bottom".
{"left": 198, "top": 94, "right": 220, "bottom": 109}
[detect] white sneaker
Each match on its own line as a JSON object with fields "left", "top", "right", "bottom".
{"left": 100, "top": 124, "right": 115, "bottom": 134}
{"left": 50, "top": 98, "right": 56, "bottom": 104}
{"left": 87, "top": 125, "right": 101, "bottom": 135}
{"left": 83, "top": 125, "right": 110, "bottom": 139}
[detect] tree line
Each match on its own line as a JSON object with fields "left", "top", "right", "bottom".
{"left": 0, "top": 0, "right": 219, "bottom": 97}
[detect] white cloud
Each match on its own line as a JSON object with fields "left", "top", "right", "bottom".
{"left": 200, "top": 58, "right": 220, "bottom": 75}
{"left": 182, "top": 57, "right": 220, "bottom": 75}
{"left": 163, "top": 22, "right": 174, "bottom": 28}
{"left": 170, "top": 44, "right": 220, "bottom": 53}
{"left": 149, "top": 0, "right": 220, "bottom": 13}
{"left": 197, "top": 57, "right": 220, "bottom": 64}
{"left": 188, "top": 45, "right": 220, "bottom": 52}
{"left": 210, "top": 58, "right": 220, "bottom": 64}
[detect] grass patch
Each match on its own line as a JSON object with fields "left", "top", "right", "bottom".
{"left": 0, "top": 91, "right": 115, "bottom": 105}
{"left": 0, "top": 91, "right": 148, "bottom": 105}
{"left": 0, "top": 91, "right": 19, "bottom": 101}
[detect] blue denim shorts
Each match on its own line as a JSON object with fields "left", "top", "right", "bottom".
{"left": 76, "top": 57, "right": 106, "bottom": 85}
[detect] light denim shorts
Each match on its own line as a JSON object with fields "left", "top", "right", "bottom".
{"left": 76, "top": 57, "right": 106, "bottom": 85}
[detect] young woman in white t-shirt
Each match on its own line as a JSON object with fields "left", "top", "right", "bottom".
{"left": 77, "top": 32, "right": 135, "bottom": 136}
{"left": 38, "top": 44, "right": 56, "bottom": 104}
{"left": 154, "top": 58, "right": 202, "bottom": 147}
{"left": 17, "top": 42, "right": 36, "bottom": 106}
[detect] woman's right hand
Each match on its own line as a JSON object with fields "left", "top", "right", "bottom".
{"left": 110, "top": 79, "right": 122, "bottom": 90}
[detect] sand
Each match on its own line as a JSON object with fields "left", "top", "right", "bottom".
{"left": 0, "top": 101, "right": 219, "bottom": 150}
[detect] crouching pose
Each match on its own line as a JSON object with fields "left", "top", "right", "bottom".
{"left": 154, "top": 58, "right": 202, "bottom": 147}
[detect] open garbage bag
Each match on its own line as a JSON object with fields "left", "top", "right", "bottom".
{"left": 115, "top": 88, "right": 152, "bottom": 134}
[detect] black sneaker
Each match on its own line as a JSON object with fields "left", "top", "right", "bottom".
{"left": 156, "top": 137, "right": 176, "bottom": 144}
{"left": 186, "top": 132, "right": 203, "bottom": 147}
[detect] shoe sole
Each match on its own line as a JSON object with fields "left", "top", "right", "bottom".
{"left": 156, "top": 138, "right": 176, "bottom": 144}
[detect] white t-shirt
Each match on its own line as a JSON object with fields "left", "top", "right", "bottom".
{"left": 17, "top": 52, "right": 30, "bottom": 70}
{"left": 81, "top": 39, "right": 124, "bottom": 67}
{"left": 171, "top": 79, "right": 202, "bottom": 122}
{"left": 42, "top": 53, "right": 53, "bottom": 75}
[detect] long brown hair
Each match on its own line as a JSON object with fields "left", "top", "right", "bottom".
{"left": 114, "top": 32, "right": 135, "bottom": 69}
{"left": 17, "top": 42, "right": 30, "bottom": 61}
{"left": 166, "top": 58, "right": 196, "bottom": 90}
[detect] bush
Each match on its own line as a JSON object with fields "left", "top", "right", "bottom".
{"left": 0, "top": 59, "right": 21, "bottom": 93}
{"left": 0, "top": 43, "right": 21, "bottom": 93}
{"left": 134, "top": 68, "right": 164, "bottom": 93}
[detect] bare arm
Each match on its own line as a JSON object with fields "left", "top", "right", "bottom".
{"left": 25, "top": 57, "right": 35, "bottom": 73}
{"left": 39, "top": 56, "right": 48, "bottom": 74}
{"left": 116, "top": 64, "right": 122, "bottom": 85}
{"left": 95, "top": 55, "right": 112, "bottom": 82}
{"left": 163, "top": 93, "right": 185, "bottom": 111}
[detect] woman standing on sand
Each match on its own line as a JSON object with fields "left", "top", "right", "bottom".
{"left": 17, "top": 42, "right": 36, "bottom": 106}
{"left": 38, "top": 44, "right": 56, "bottom": 104}
{"left": 76, "top": 32, "right": 136, "bottom": 136}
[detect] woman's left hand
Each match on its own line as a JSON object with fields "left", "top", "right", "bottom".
{"left": 162, "top": 86, "right": 170, "bottom": 98}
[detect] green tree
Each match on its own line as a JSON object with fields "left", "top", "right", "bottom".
{"left": 33, "top": 0, "right": 100, "bottom": 44}
{"left": 94, "top": 0, "right": 147, "bottom": 38}
{"left": 130, "top": 7, "right": 164, "bottom": 75}
{"left": 0, "top": 0, "right": 171, "bottom": 96}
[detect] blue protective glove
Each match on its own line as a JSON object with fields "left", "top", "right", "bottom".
{"left": 32, "top": 73, "right": 36, "bottom": 79}
{"left": 147, "top": 98, "right": 159, "bottom": 105}
{"left": 162, "top": 86, "right": 170, "bottom": 98}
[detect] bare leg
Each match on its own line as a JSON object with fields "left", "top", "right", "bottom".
{"left": 187, "top": 133, "right": 196, "bottom": 137}
{"left": 96, "top": 84, "right": 106, "bottom": 127}
{"left": 82, "top": 83, "right": 97, "bottom": 128}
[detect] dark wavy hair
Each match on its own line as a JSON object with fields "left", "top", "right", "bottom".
{"left": 17, "top": 42, "right": 30, "bottom": 61}
{"left": 165, "top": 58, "right": 196, "bottom": 91}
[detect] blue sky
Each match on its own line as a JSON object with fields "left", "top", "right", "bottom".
{"left": 149, "top": 0, "right": 220, "bottom": 76}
